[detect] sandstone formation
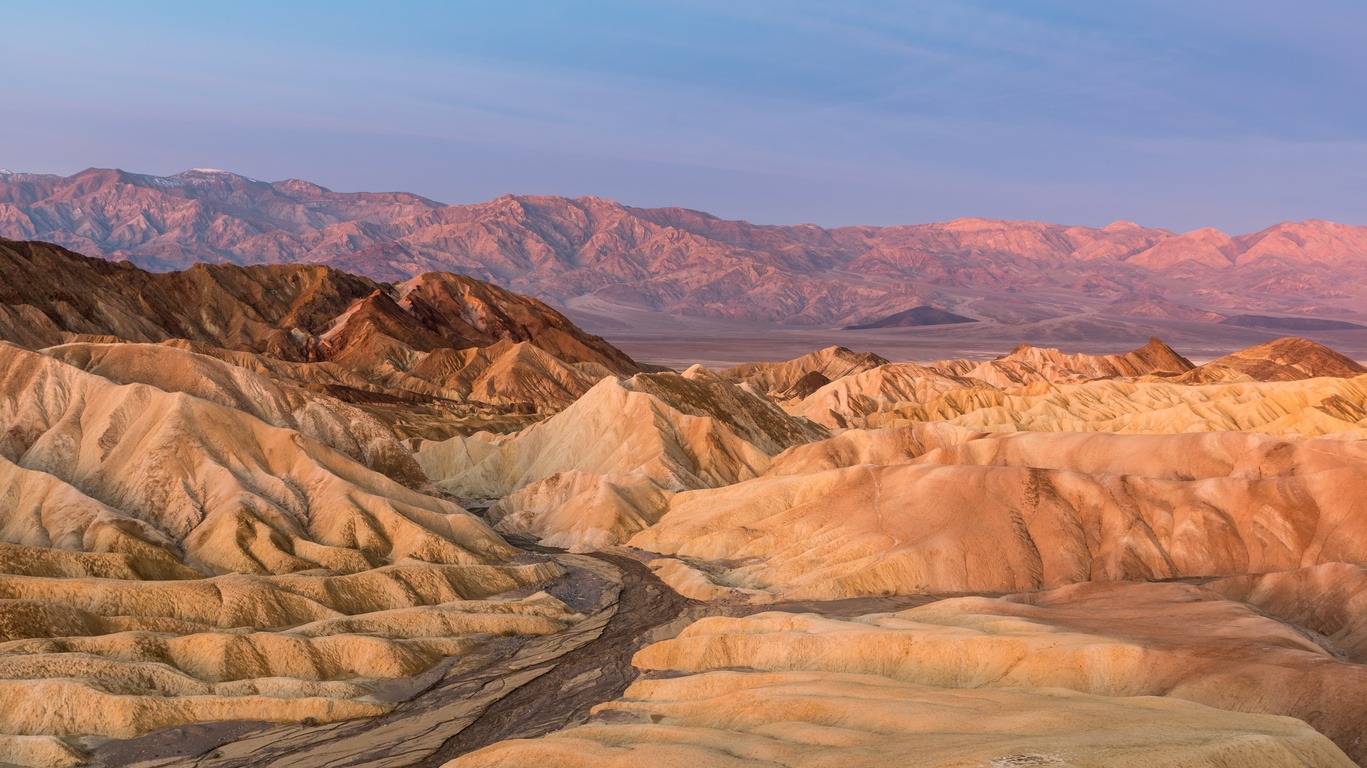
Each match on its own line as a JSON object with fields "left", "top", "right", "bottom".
{"left": 0, "top": 224, "right": 1362, "bottom": 768}
{"left": 1178, "top": 336, "right": 1367, "bottom": 383}
{"left": 763, "top": 421, "right": 986, "bottom": 476}
{"left": 786, "top": 338, "right": 1200, "bottom": 428}
{"left": 0, "top": 243, "right": 655, "bottom": 765}
{"left": 0, "top": 237, "right": 638, "bottom": 438}
{"left": 982, "top": 336, "right": 1196, "bottom": 379}
{"left": 721, "top": 346, "right": 889, "bottom": 399}
{"left": 0, "top": 342, "right": 522, "bottom": 574}
{"left": 0, "top": 237, "right": 634, "bottom": 375}
{"left": 924, "top": 341, "right": 1189, "bottom": 388}
{"left": 790, "top": 338, "right": 1367, "bottom": 434}
{"left": 1209, "top": 563, "right": 1367, "bottom": 662}
{"left": 447, "top": 581, "right": 1360, "bottom": 767}
{"left": 785, "top": 361, "right": 973, "bottom": 428}
{"left": 451, "top": 681, "right": 1347, "bottom": 767}
{"left": 0, "top": 338, "right": 583, "bottom": 765}
{"left": 43, "top": 340, "right": 428, "bottom": 484}
{"left": 417, "top": 366, "right": 825, "bottom": 550}
{"left": 633, "top": 430, "right": 1367, "bottom": 599}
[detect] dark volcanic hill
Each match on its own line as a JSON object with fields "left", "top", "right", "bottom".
{"left": 844, "top": 306, "right": 978, "bottom": 329}
{"left": 4, "top": 168, "right": 1367, "bottom": 330}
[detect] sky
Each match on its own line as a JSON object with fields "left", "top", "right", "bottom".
{"left": 3, "top": 1, "right": 1366, "bottom": 232}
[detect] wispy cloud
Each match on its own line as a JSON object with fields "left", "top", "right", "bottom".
{"left": 2, "top": 1, "right": 1364, "bottom": 231}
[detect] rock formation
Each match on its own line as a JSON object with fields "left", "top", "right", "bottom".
{"left": 0, "top": 237, "right": 639, "bottom": 438}
{"left": 790, "top": 338, "right": 1367, "bottom": 434}
{"left": 0, "top": 229, "right": 1362, "bottom": 768}
{"left": 633, "top": 430, "right": 1367, "bottom": 599}
{"left": 1178, "top": 336, "right": 1367, "bottom": 383}
{"left": 417, "top": 366, "right": 825, "bottom": 550}
{"left": 448, "top": 581, "right": 1361, "bottom": 767}
{"left": 721, "top": 346, "right": 890, "bottom": 398}
{"left": 0, "top": 339, "right": 585, "bottom": 765}
{"left": 0, "top": 240, "right": 660, "bottom": 765}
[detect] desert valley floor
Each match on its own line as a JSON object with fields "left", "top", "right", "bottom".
{"left": 0, "top": 236, "right": 1366, "bottom": 767}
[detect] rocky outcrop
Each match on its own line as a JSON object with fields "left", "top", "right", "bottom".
{"left": 0, "top": 237, "right": 639, "bottom": 437}
{"left": 448, "top": 581, "right": 1361, "bottom": 767}
{"left": 721, "top": 346, "right": 890, "bottom": 398}
{"left": 418, "top": 366, "right": 826, "bottom": 550}
{"left": 0, "top": 237, "right": 635, "bottom": 373}
{"left": 1179, "top": 336, "right": 1367, "bottom": 383}
{"left": 791, "top": 340, "right": 1367, "bottom": 434}
{"left": 0, "top": 341, "right": 584, "bottom": 763}
{"left": 633, "top": 431, "right": 1367, "bottom": 599}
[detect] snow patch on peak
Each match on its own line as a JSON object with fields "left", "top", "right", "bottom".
{"left": 172, "top": 168, "right": 263, "bottom": 184}
{"left": 0, "top": 169, "right": 59, "bottom": 182}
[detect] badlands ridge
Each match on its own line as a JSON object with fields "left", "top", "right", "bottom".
{"left": 0, "top": 238, "right": 1364, "bottom": 765}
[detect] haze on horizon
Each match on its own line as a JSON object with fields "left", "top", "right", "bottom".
{"left": 5, "top": 1, "right": 1366, "bottom": 234}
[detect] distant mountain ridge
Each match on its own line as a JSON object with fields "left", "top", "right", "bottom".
{"left": 3, "top": 167, "right": 1367, "bottom": 328}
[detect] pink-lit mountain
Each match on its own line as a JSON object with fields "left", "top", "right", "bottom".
{"left": 3, "top": 167, "right": 1366, "bottom": 330}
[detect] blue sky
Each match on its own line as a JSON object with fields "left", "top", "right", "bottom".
{"left": 4, "top": 1, "right": 1365, "bottom": 232}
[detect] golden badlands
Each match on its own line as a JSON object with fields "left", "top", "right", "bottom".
{"left": 0, "top": 238, "right": 1364, "bottom": 765}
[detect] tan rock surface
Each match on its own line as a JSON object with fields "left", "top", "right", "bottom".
{"left": 789, "top": 337, "right": 1367, "bottom": 434}
{"left": 0, "top": 735, "right": 86, "bottom": 768}
{"left": 448, "top": 581, "right": 1360, "bottom": 767}
{"left": 418, "top": 366, "right": 824, "bottom": 549}
{"left": 786, "top": 361, "right": 975, "bottom": 429}
{"left": 450, "top": 678, "right": 1349, "bottom": 768}
{"left": 629, "top": 581, "right": 1367, "bottom": 761}
{"left": 1209, "top": 562, "right": 1367, "bottom": 662}
{"left": 1179, "top": 336, "right": 1367, "bottom": 383}
{"left": 764, "top": 421, "right": 985, "bottom": 476}
{"left": 44, "top": 340, "right": 427, "bottom": 484}
{"left": 0, "top": 237, "right": 639, "bottom": 438}
{"left": 633, "top": 430, "right": 1367, "bottom": 598}
{"left": 930, "top": 336, "right": 1194, "bottom": 384}
{"left": 407, "top": 340, "right": 604, "bottom": 410}
{"left": 0, "top": 336, "right": 595, "bottom": 762}
{"left": 0, "top": 556, "right": 578, "bottom": 738}
{"left": 798, "top": 370, "right": 1367, "bottom": 435}
{"left": 0, "top": 343, "right": 517, "bottom": 574}
{"left": 488, "top": 472, "right": 675, "bottom": 553}
{"left": 721, "top": 346, "right": 890, "bottom": 398}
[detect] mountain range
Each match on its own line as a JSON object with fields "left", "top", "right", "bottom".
{"left": 4, "top": 168, "right": 1367, "bottom": 341}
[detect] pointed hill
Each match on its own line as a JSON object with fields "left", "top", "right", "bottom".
{"left": 721, "top": 346, "right": 891, "bottom": 399}
{"left": 1179, "top": 337, "right": 1367, "bottom": 383}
